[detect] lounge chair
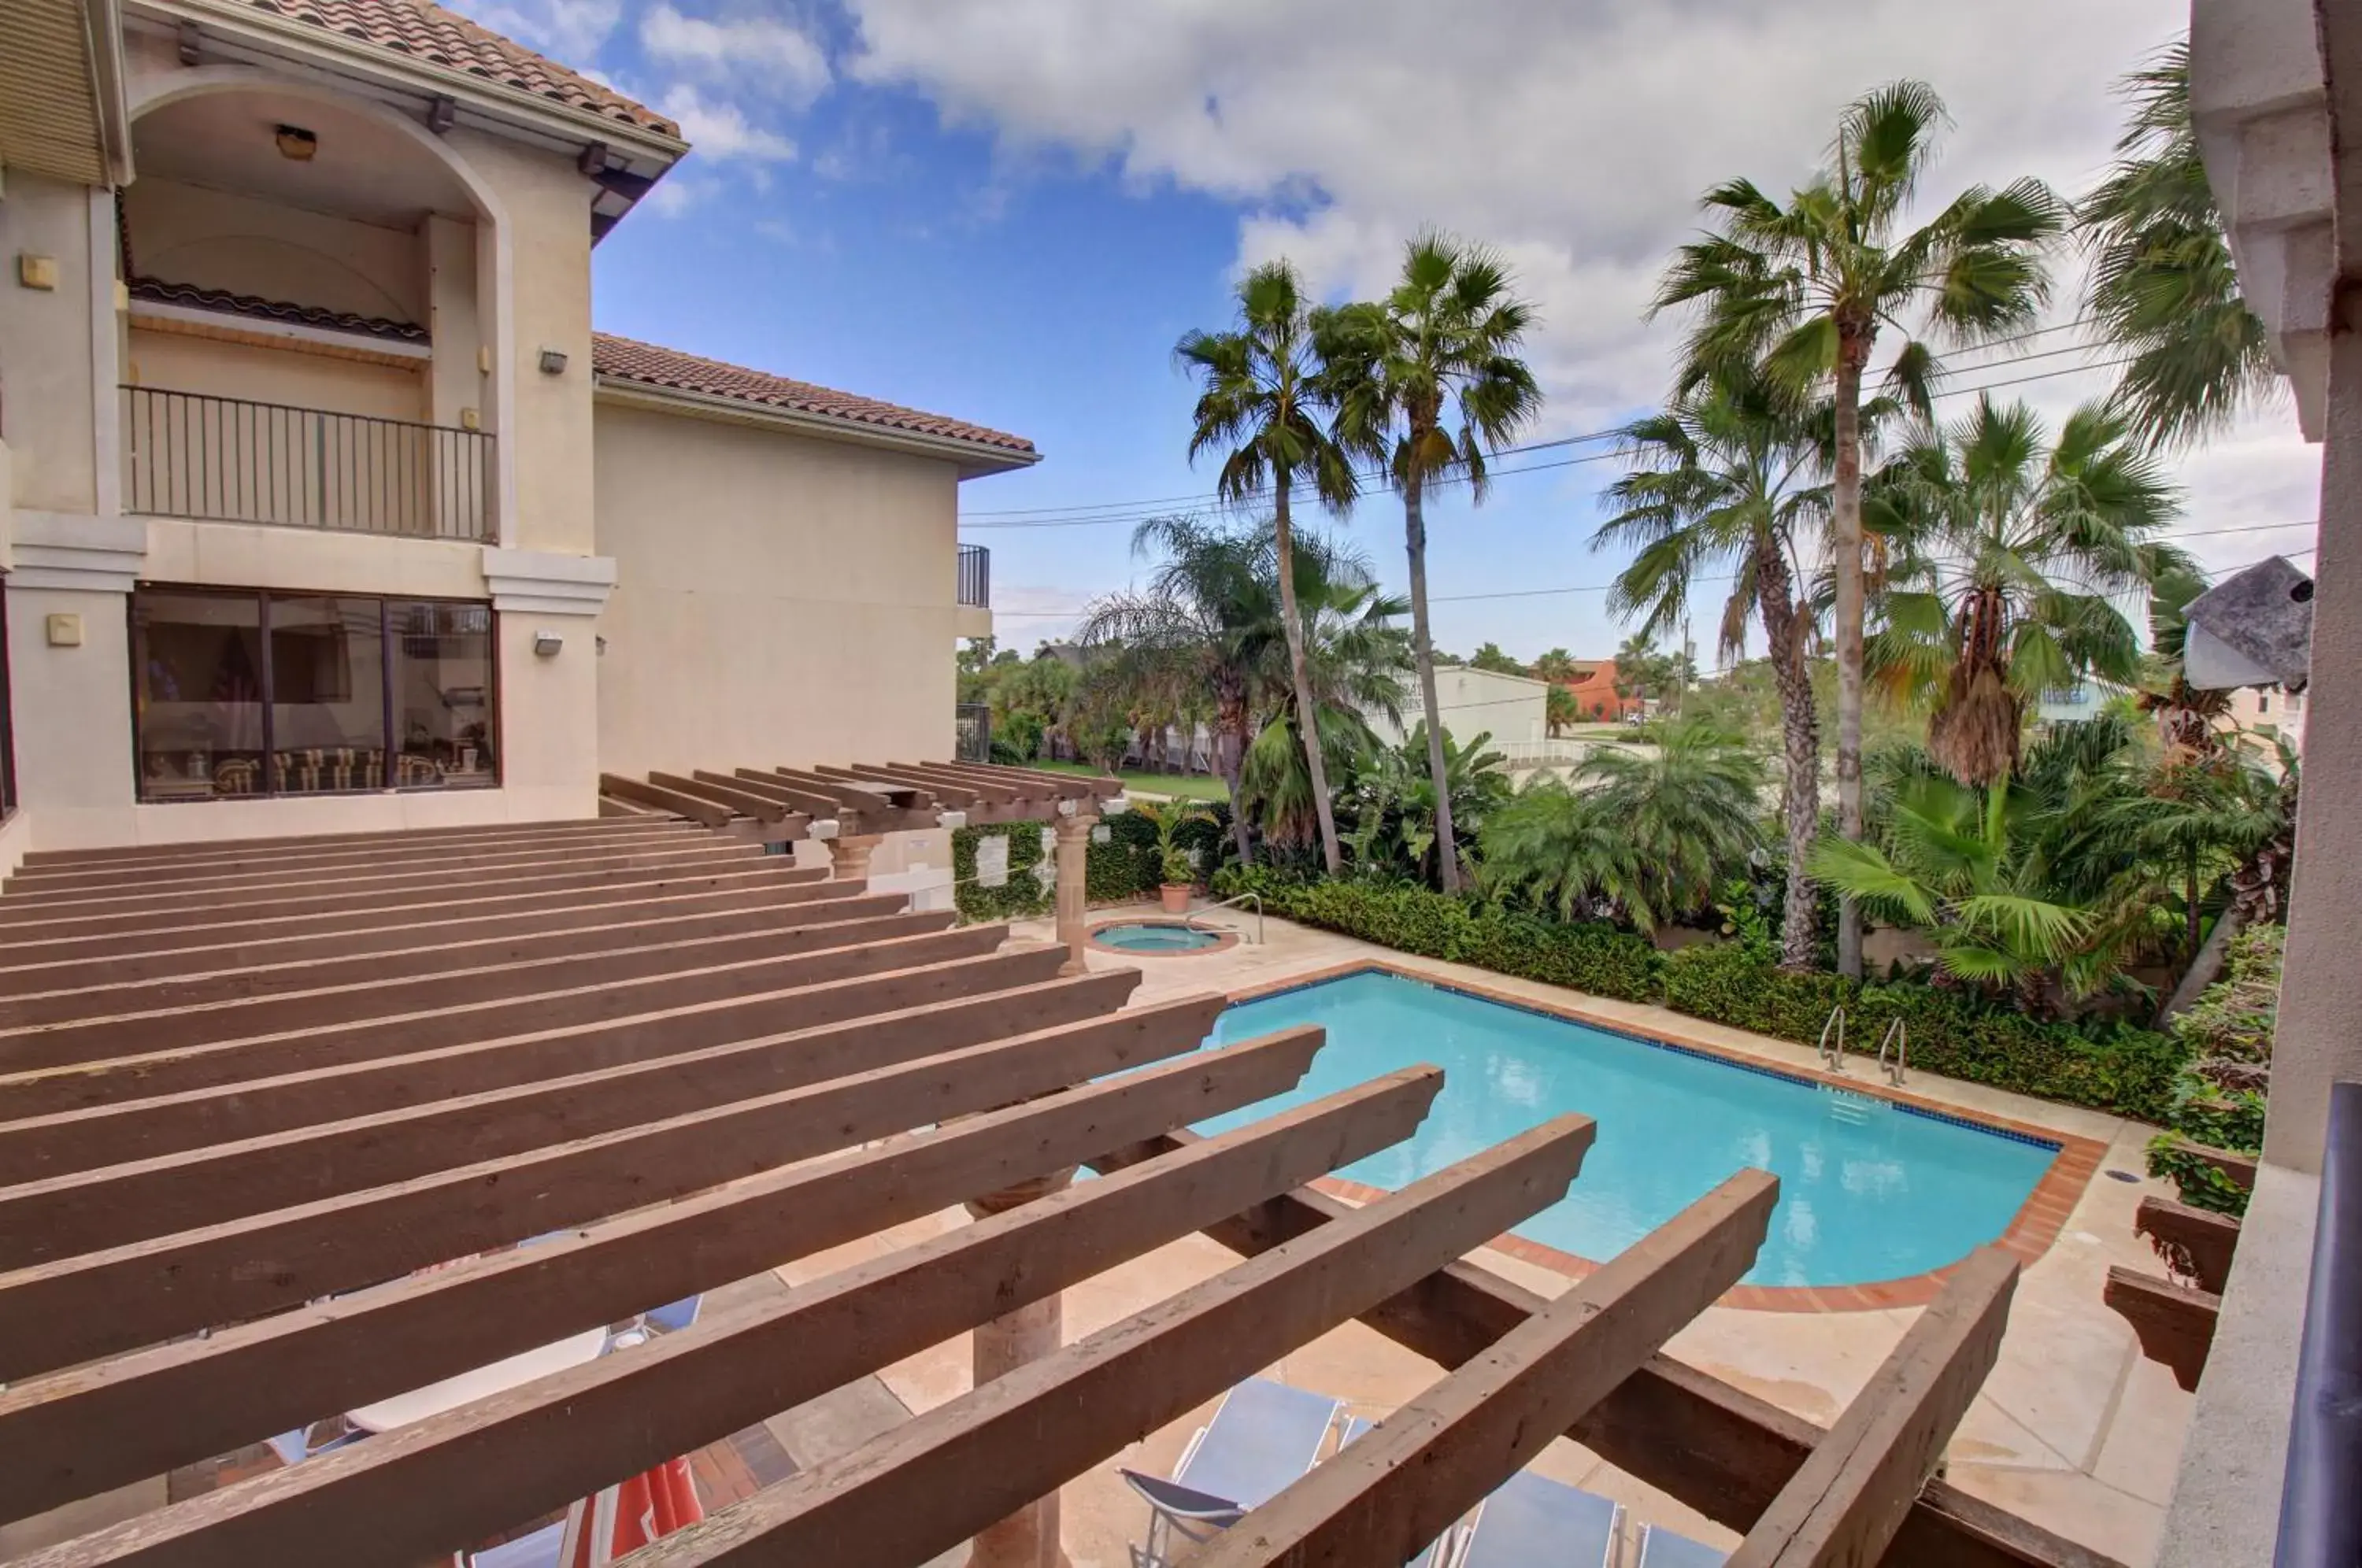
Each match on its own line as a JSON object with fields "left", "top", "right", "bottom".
{"left": 1636, "top": 1522, "right": 1727, "bottom": 1567}
{"left": 1455, "top": 1469, "right": 1621, "bottom": 1568}
{"left": 459, "top": 1522, "right": 564, "bottom": 1568}
{"left": 1336, "top": 1418, "right": 1447, "bottom": 1568}
{"left": 1120, "top": 1377, "right": 1345, "bottom": 1566}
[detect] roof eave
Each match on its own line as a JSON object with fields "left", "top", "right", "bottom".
{"left": 128, "top": 0, "right": 688, "bottom": 174}
{"left": 594, "top": 376, "right": 1041, "bottom": 480}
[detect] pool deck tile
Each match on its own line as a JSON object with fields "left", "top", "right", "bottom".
{"left": 988, "top": 903, "right": 2193, "bottom": 1565}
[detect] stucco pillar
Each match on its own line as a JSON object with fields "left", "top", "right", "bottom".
{"left": 830, "top": 833, "right": 881, "bottom": 885}
{"left": 964, "top": 1169, "right": 1076, "bottom": 1568}
{"left": 1053, "top": 812, "right": 1096, "bottom": 976}
{"left": 2266, "top": 313, "right": 2362, "bottom": 1173}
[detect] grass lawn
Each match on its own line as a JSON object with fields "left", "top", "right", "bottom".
{"left": 1030, "top": 758, "right": 1231, "bottom": 801}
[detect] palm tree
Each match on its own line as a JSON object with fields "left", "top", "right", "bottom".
{"left": 1865, "top": 395, "right": 2186, "bottom": 786}
{"left": 1177, "top": 261, "right": 1360, "bottom": 875}
{"left": 2134, "top": 558, "right": 2234, "bottom": 756}
{"left": 1325, "top": 232, "right": 1545, "bottom": 893}
{"left": 1657, "top": 80, "right": 2064, "bottom": 977}
{"left": 1596, "top": 368, "right": 1830, "bottom": 968}
{"left": 1531, "top": 648, "right": 1579, "bottom": 685}
{"left": 2079, "top": 41, "right": 2278, "bottom": 449}
{"left": 1483, "top": 721, "right": 1766, "bottom": 931}
{"left": 1071, "top": 516, "right": 1278, "bottom": 864}
{"left": 1236, "top": 540, "right": 1414, "bottom": 851}
{"left": 1544, "top": 683, "right": 1579, "bottom": 738}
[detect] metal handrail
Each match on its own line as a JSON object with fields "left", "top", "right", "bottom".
{"left": 1818, "top": 1006, "right": 1846, "bottom": 1073}
{"left": 1187, "top": 892, "right": 1263, "bottom": 946}
{"left": 122, "top": 384, "right": 494, "bottom": 541}
{"left": 1877, "top": 1018, "right": 1908, "bottom": 1085}
{"left": 957, "top": 543, "right": 990, "bottom": 608}
{"left": 2277, "top": 1078, "right": 2362, "bottom": 1566}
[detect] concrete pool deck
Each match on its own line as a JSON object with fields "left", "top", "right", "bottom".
{"left": 779, "top": 904, "right": 2194, "bottom": 1566}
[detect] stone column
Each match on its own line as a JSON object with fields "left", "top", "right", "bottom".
{"left": 829, "top": 833, "right": 881, "bottom": 885}
{"left": 1053, "top": 812, "right": 1097, "bottom": 976}
{"left": 964, "top": 1168, "right": 1077, "bottom": 1568}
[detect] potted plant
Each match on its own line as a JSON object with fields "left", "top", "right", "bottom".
{"left": 1134, "top": 798, "right": 1213, "bottom": 915}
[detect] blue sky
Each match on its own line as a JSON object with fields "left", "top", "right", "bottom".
{"left": 461, "top": 0, "right": 2322, "bottom": 665}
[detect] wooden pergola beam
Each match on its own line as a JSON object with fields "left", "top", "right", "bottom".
{"left": 0, "top": 836, "right": 753, "bottom": 900}
{"left": 1099, "top": 1134, "right": 2123, "bottom": 1568}
{"left": 1727, "top": 1248, "right": 2019, "bottom": 1568}
{"left": 905, "top": 759, "right": 1102, "bottom": 801}
{"left": 1187, "top": 1170, "right": 1779, "bottom": 1567}
{"left": 648, "top": 772, "right": 798, "bottom": 824}
{"left": 761, "top": 767, "right": 910, "bottom": 813}
{"left": 0, "top": 940, "right": 1087, "bottom": 1184}
{"left": 2103, "top": 1266, "right": 2218, "bottom": 1392}
{"left": 644, "top": 1118, "right": 1597, "bottom": 1568}
{"left": 0, "top": 1029, "right": 1338, "bottom": 1532}
{"left": 810, "top": 764, "right": 946, "bottom": 808}
{"left": 0, "top": 892, "right": 913, "bottom": 1030}
{"left": 0, "top": 875, "right": 849, "bottom": 989}
{"left": 13, "top": 815, "right": 697, "bottom": 871}
{"left": 0, "top": 971, "right": 1156, "bottom": 1246}
{"left": 0, "top": 984, "right": 1227, "bottom": 1379}
{"left": 0, "top": 930, "right": 1027, "bottom": 1119}
{"left": 876, "top": 761, "right": 1024, "bottom": 803}
{"left": 598, "top": 773, "right": 737, "bottom": 827}
{"left": 0, "top": 861, "right": 816, "bottom": 949}
{"left": 0, "top": 908, "right": 955, "bottom": 1053}
{"left": 41, "top": 1054, "right": 1423, "bottom": 1566}
{"left": 2133, "top": 1196, "right": 2242, "bottom": 1295}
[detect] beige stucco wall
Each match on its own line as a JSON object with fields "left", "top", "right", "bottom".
{"left": 1368, "top": 664, "right": 1549, "bottom": 750}
{"left": 593, "top": 401, "right": 963, "bottom": 778}
{"left": 128, "top": 326, "right": 428, "bottom": 422}
{"left": 0, "top": 171, "right": 104, "bottom": 516}
{"left": 123, "top": 177, "right": 428, "bottom": 325}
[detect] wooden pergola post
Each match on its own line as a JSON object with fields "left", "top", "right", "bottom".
{"left": 964, "top": 1167, "right": 1079, "bottom": 1568}
{"left": 1053, "top": 811, "right": 1096, "bottom": 976}
{"left": 830, "top": 834, "right": 882, "bottom": 884}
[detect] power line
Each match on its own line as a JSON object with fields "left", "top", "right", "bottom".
{"left": 964, "top": 350, "right": 2138, "bottom": 537}
{"left": 987, "top": 516, "right": 2319, "bottom": 618}
{"left": 961, "top": 324, "right": 2109, "bottom": 529}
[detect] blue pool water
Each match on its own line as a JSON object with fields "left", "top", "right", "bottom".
{"left": 1094, "top": 923, "right": 1224, "bottom": 953}
{"left": 1201, "top": 971, "right": 2057, "bottom": 1288}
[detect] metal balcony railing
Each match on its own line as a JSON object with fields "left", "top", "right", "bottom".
{"left": 123, "top": 386, "right": 494, "bottom": 542}
{"left": 957, "top": 542, "right": 990, "bottom": 609}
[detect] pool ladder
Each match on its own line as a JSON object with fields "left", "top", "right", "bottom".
{"left": 1185, "top": 892, "right": 1264, "bottom": 945}
{"left": 1821, "top": 1007, "right": 1907, "bottom": 1085}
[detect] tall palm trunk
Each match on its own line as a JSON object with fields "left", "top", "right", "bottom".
{"left": 1272, "top": 479, "right": 1343, "bottom": 874}
{"left": 1831, "top": 328, "right": 1871, "bottom": 978}
{"left": 1216, "top": 677, "right": 1253, "bottom": 866}
{"left": 1403, "top": 468, "right": 1461, "bottom": 893}
{"left": 1757, "top": 540, "right": 1820, "bottom": 970}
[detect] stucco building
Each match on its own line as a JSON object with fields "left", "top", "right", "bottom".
{"left": 0, "top": 0, "right": 1027, "bottom": 872}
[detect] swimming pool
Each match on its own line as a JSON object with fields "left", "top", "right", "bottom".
{"left": 1092, "top": 922, "right": 1229, "bottom": 954}
{"left": 1201, "top": 970, "right": 2058, "bottom": 1289}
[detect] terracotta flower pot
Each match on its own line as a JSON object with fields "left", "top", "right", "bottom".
{"left": 1159, "top": 883, "right": 1193, "bottom": 915}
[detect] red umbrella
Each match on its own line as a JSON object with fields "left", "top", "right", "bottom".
{"left": 560, "top": 1456, "right": 703, "bottom": 1566}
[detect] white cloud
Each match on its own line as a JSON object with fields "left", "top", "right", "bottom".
{"left": 639, "top": 4, "right": 832, "bottom": 109}
{"left": 657, "top": 83, "right": 798, "bottom": 162}
{"left": 640, "top": 174, "right": 715, "bottom": 217}
{"left": 845, "top": 0, "right": 2321, "bottom": 523}
{"left": 457, "top": 0, "right": 621, "bottom": 63}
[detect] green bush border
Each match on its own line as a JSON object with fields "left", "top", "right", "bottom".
{"left": 950, "top": 812, "right": 1213, "bottom": 923}
{"left": 1211, "top": 867, "right": 2186, "bottom": 1123}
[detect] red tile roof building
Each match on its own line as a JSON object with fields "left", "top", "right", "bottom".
{"left": 1558, "top": 659, "right": 1644, "bottom": 721}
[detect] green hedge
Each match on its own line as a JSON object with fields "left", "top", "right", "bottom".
{"left": 1662, "top": 943, "right": 2185, "bottom": 1124}
{"left": 1211, "top": 868, "right": 1662, "bottom": 1004}
{"left": 950, "top": 812, "right": 1214, "bottom": 922}
{"left": 1211, "top": 867, "right": 2186, "bottom": 1122}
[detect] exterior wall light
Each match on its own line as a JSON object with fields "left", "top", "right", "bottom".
{"left": 538, "top": 348, "right": 568, "bottom": 375}
{"left": 275, "top": 125, "right": 317, "bottom": 161}
{"left": 532, "top": 631, "right": 564, "bottom": 657}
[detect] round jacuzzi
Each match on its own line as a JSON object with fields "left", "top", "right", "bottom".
{"left": 1087, "top": 920, "right": 1237, "bottom": 956}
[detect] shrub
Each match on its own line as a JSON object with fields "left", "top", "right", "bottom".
{"left": 1212, "top": 867, "right": 1662, "bottom": 1004}
{"left": 952, "top": 813, "right": 1201, "bottom": 919}
{"left": 1212, "top": 866, "right": 2188, "bottom": 1122}
{"left": 2146, "top": 923, "right": 2280, "bottom": 1215}
{"left": 1663, "top": 943, "right": 2186, "bottom": 1123}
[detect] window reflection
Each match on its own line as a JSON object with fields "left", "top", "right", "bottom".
{"left": 391, "top": 601, "right": 495, "bottom": 788}
{"left": 268, "top": 597, "right": 387, "bottom": 793}
{"left": 134, "top": 590, "right": 268, "bottom": 800}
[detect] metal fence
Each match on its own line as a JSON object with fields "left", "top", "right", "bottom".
{"left": 957, "top": 543, "right": 990, "bottom": 608}
{"left": 955, "top": 703, "right": 992, "bottom": 764}
{"left": 124, "top": 386, "right": 495, "bottom": 542}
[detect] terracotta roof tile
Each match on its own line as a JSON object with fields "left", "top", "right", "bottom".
{"left": 218, "top": 0, "right": 676, "bottom": 136}
{"left": 130, "top": 276, "right": 428, "bottom": 344}
{"left": 591, "top": 334, "right": 1036, "bottom": 457}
